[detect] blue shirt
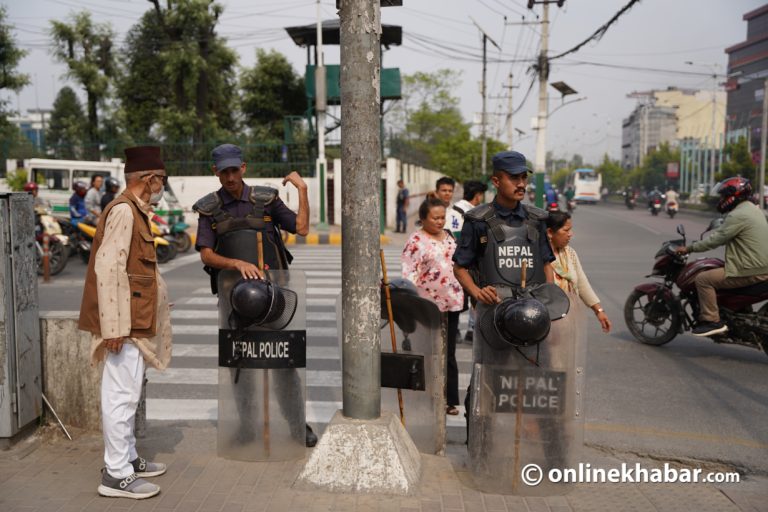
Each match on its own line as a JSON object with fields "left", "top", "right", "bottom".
{"left": 452, "top": 198, "right": 555, "bottom": 269}
{"left": 69, "top": 193, "right": 87, "bottom": 219}
{"left": 195, "top": 183, "right": 297, "bottom": 251}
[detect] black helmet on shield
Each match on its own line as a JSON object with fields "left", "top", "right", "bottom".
{"left": 230, "top": 278, "right": 297, "bottom": 330}
{"left": 493, "top": 297, "right": 551, "bottom": 347}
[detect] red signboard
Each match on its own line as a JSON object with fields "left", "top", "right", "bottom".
{"left": 666, "top": 162, "right": 680, "bottom": 179}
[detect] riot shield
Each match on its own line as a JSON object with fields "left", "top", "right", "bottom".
{"left": 379, "top": 287, "right": 443, "bottom": 454}
{"left": 469, "top": 287, "right": 585, "bottom": 496}
{"left": 217, "top": 269, "right": 306, "bottom": 461}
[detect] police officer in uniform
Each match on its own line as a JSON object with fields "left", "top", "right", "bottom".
{"left": 193, "top": 143, "right": 317, "bottom": 447}
{"left": 453, "top": 151, "right": 561, "bottom": 488}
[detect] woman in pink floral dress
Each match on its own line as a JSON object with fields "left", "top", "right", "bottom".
{"left": 402, "top": 196, "right": 464, "bottom": 415}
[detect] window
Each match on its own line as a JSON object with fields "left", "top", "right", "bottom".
{"left": 33, "top": 168, "right": 70, "bottom": 191}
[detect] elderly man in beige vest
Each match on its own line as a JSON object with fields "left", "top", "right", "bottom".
{"left": 79, "top": 146, "right": 173, "bottom": 500}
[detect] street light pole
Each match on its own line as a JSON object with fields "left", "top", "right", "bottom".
{"left": 315, "top": 0, "right": 328, "bottom": 228}
{"left": 470, "top": 17, "right": 500, "bottom": 175}
{"left": 533, "top": 1, "right": 549, "bottom": 208}
{"left": 760, "top": 77, "right": 767, "bottom": 210}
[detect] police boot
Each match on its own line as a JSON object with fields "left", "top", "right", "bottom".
{"left": 305, "top": 424, "right": 318, "bottom": 447}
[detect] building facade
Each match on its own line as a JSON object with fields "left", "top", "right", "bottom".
{"left": 621, "top": 101, "right": 677, "bottom": 170}
{"left": 725, "top": 4, "right": 768, "bottom": 158}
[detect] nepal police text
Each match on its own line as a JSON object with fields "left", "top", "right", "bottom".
{"left": 497, "top": 246, "right": 535, "bottom": 270}
{"left": 233, "top": 340, "right": 290, "bottom": 359}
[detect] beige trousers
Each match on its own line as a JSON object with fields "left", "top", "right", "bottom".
{"left": 694, "top": 268, "right": 768, "bottom": 322}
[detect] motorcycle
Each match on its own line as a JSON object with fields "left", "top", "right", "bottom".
{"left": 150, "top": 217, "right": 177, "bottom": 264}
{"left": 154, "top": 212, "right": 192, "bottom": 253}
{"left": 624, "top": 221, "right": 768, "bottom": 355}
{"left": 34, "top": 209, "right": 69, "bottom": 276}
{"left": 547, "top": 201, "right": 560, "bottom": 213}
{"left": 666, "top": 201, "right": 678, "bottom": 219}
{"left": 566, "top": 199, "right": 576, "bottom": 214}
{"left": 649, "top": 197, "right": 663, "bottom": 216}
{"left": 623, "top": 192, "right": 636, "bottom": 209}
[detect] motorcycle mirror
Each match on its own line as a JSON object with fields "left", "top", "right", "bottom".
{"left": 676, "top": 224, "right": 685, "bottom": 238}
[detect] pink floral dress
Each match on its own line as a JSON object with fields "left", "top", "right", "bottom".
{"left": 401, "top": 230, "right": 464, "bottom": 313}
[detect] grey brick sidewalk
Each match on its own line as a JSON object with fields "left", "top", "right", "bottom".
{"left": 1, "top": 422, "right": 766, "bottom": 512}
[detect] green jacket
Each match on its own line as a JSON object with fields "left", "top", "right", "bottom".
{"left": 689, "top": 201, "right": 768, "bottom": 277}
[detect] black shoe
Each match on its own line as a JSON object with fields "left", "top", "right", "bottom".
{"left": 692, "top": 321, "right": 728, "bottom": 337}
{"left": 305, "top": 424, "right": 318, "bottom": 447}
{"left": 464, "top": 330, "right": 473, "bottom": 343}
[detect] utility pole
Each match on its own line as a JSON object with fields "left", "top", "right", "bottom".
{"left": 709, "top": 68, "right": 718, "bottom": 192}
{"left": 530, "top": 0, "right": 551, "bottom": 208}
{"left": 315, "top": 0, "right": 328, "bottom": 229}
{"left": 760, "top": 77, "right": 767, "bottom": 211}
{"left": 340, "top": 0, "right": 382, "bottom": 421}
{"left": 471, "top": 17, "right": 500, "bottom": 175}
{"left": 506, "top": 74, "right": 516, "bottom": 150}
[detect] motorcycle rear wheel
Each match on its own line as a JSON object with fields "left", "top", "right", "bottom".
{"left": 624, "top": 289, "right": 681, "bottom": 345}
{"left": 156, "top": 243, "right": 177, "bottom": 264}
{"left": 758, "top": 303, "right": 768, "bottom": 357}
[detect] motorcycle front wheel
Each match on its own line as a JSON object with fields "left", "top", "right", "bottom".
{"left": 37, "top": 241, "right": 68, "bottom": 276}
{"left": 156, "top": 243, "right": 177, "bottom": 264}
{"left": 624, "top": 289, "right": 681, "bottom": 345}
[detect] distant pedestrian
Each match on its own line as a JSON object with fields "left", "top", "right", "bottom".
{"left": 395, "top": 179, "right": 409, "bottom": 233}
{"left": 85, "top": 174, "right": 104, "bottom": 223}
{"left": 546, "top": 210, "right": 612, "bottom": 333}
{"left": 402, "top": 196, "right": 464, "bottom": 416}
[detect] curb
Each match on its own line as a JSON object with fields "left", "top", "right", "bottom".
{"left": 283, "top": 233, "right": 391, "bottom": 245}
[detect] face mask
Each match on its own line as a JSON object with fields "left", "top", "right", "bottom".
{"left": 147, "top": 178, "right": 164, "bottom": 205}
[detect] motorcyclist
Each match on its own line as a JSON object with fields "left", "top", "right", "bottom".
{"left": 101, "top": 177, "right": 121, "bottom": 211}
{"left": 623, "top": 186, "right": 636, "bottom": 207}
{"left": 648, "top": 186, "right": 663, "bottom": 209}
{"left": 665, "top": 186, "right": 679, "bottom": 209}
{"left": 24, "top": 182, "right": 50, "bottom": 210}
{"left": 675, "top": 177, "right": 768, "bottom": 336}
{"left": 69, "top": 181, "right": 89, "bottom": 227}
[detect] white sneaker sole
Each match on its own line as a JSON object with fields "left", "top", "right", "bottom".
{"left": 136, "top": 467, "right": 166, "bottom": 478}
{"left": 98, "top": 484, "right": 160, "bottom": 499}
{"left": 692, "top": 325, "right": 728, "bottom": 337}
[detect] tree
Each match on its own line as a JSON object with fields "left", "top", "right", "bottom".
{"left": 388, "top": 69, "right": 502, "bottom": 180}
{"left": 0, "top": 6, "right": 29, "bottom": 125}
{"left": 240, "top": 48, "right": 305, "bottom": 143}
{"left": 50, "top": 12, "right": 115, "bottom": 158}
{"left": 629, "top": 142, "right": 680, "bottom": 191}
{"left": 116, "top": 11, "right": 169, "bottom": 142}
{"left": 719, "top": 136, "right": 756, "bottom": 183}
{"left": 147, "top": 0, "right": 238, "bottom": 145}
{"left": 47, "top": 86, "right": 86, "bottom": 159}
{"left": 596, "top": 153, "right": 625, "bottom": 192}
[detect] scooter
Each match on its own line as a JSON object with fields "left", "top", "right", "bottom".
{"left": 151, "top": 218, "right": 177, "bottom": 264}
{"left": 154, "top": 212, "right": 192, "bottom": 253}
{"left": 566, "top": 199, "right": 576, "bottom": 214}
{"left": 624, "top": 221, "right": 768, "bottom": 355}
{"left": 623, "top": 192, "right": 636, "bottom": 209}
{"left": 666, "top": 201, "right": 678, "bottom": 218}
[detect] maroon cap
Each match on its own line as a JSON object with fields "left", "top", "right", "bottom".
{"left": 124, "top": 146, "right": 165, "bottom": 174}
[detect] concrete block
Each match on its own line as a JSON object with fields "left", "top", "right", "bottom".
{"left": 295, "top": 410, "right": 422, "bottom": 495}
{"left": 40, "top": 313, "right": 101, "bottom": 430}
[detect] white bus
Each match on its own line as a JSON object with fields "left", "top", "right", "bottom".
{"left": 7, "top": 158, "right": 125, "bottom": 214}
{"left": 567, "top": 168, "right": 602, "bottom": 203}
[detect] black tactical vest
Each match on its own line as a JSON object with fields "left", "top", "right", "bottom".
{"left": 193, "top": 185, "right": 289, "bottom": 270}
{"left": 467, "top": 203, "right": 548, "bottom": 287}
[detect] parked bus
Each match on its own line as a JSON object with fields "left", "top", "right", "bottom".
{"left": 567, "top": 168, "right": 602, "bottom": 203}
{"left": 6, "top": 157, "right": 181, "bottom": 217}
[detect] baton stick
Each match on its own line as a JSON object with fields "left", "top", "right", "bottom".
{"left": 521, "top": 260, "right": 527, "bottom": 290}
{"left": 511, "top": 261, "right": 527, "bottom": 490}
{"left": 380, "top": 249, "right": 406, "bottom": 426}
{"left": 257, "top": 232, "right": 270, "bottom": 456}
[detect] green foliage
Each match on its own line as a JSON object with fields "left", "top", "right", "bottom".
{"left": 388, "top": 69, "right": 503, "bottom": 180}
{"left": 5, "top": 167, "right": 27, "bottom": 191}
{"left": 628, "top": 142, "right": 680, "bottom": 191}
{"left": 719, "top": 137, "right": 756, "bottom": 183}
{"left": 240, "top": 48, "right": 306, "bottom": 143}
{"left": 551, "top": 168, "right": 570, "bottom": 190}
{"left": 50, "top": 11, "right": 115, "bottom": 156}
{"left": 596, "top": 154, "right": 625, "bottom": 192}
{"left": 47, "top": 86, "right": 86, "bottom": 159}
{"left": 146, "top": 0, "right": 238, "bottom": 145}
{"left": 0, "top": 6, "right": 30, "bottom": 123}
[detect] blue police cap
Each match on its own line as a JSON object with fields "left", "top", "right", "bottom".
{"left": 492, "top": 150, "right": 531, "bottom": 175}
{"left": 212, "top": 144, "right": 243, "bottom": 171}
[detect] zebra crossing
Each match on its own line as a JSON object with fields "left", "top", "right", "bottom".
{"left": 147, "top": 245, "right": 472, "bottom": 437}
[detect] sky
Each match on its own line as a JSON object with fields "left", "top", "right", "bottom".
{"left": 4, "top": 0, "right": 765, "bottom": 165}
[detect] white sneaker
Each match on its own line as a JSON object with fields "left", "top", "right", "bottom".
{"left": 98, "top": 470, "right": 160, "bottom": 499}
